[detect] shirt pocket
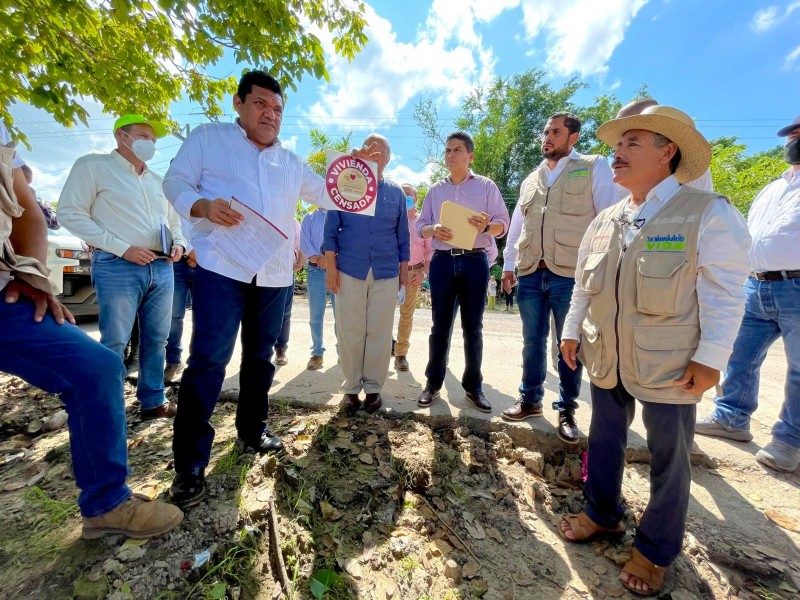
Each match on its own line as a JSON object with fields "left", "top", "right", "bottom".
{"left": 632, "top": 325, "right": 699, "bottom": 387}
{"left": 553, "top": 228, "right": 584, "bottom": 268}
{"left": 635, "top": 254, "right": 688, "bottom": 316}
{"left": 579, "top": 251, "right": 608, "bottom": 294}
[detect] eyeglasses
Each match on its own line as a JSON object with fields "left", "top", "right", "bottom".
{"left": 612, "top": 215, "right": 646, "bottom": 230}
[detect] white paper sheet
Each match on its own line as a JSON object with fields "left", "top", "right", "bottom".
{"left": 208, "top": 197, "right": 288, "bottom": 272}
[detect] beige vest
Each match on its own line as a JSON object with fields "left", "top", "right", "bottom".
{"left": 0, "top": 144, "right": 52, "bottom": 293}
{"left": 576, "top": 186, "right": 720, "bottom": 404}
{"left": 515, "top": 154, "right": 602, "bottom": 278}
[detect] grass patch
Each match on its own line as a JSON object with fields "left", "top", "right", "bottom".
{"left": 24, "top": 486, "right": 79, "bottom": 524}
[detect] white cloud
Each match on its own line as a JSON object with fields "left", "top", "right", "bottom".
{"left": 783, "top": 45, "right": 800, "bottom": 71}
{"left": 305, "top": 2, "right": 502, "bottom": 128}
{"left": 385, "top": 162, "right": 435, "bottom": 187}
{"left": 751, "top": 2, "right": 800, "bottom": 33}
{"left": 517, "top": 0, "right": 649, "bottom": 77}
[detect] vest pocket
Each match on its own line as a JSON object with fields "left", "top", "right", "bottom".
{"left": 579, "top": 251, "right": 607, "bottom": 294}
{"left": 632, "top": 325, "right": 699, "bottom": 387}
{"left": 553, "top": 229, "right": 584, "bottom": 268}
{"left": 560, "top": 177, "right": 591, "bottom": 215}
{"left": 635, "top": 254, "right": 687, "bottom": 316}
{"left": 579, "top": 315, "right": 610, "bottom": 379}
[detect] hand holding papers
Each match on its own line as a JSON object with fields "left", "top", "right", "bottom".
{"left": 439, "top": 201, "right": 481, "bottom": 250}
{"left": 208, "top": 197, "right": 288, "bottom": 273}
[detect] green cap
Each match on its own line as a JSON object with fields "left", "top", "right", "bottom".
{"left": 113, "top": 114, "right": 169, "bottom": 138}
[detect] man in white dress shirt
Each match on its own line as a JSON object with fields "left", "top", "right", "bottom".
{"left": 696, "top": 115, "right": 800, "bottom": 473}
{"left": 58, "top": 114, "right": 185, "bottom": 421}
{"left": 163, "top": 71, "right": 333, "bottom": 507}
{"left": 558, "top": 106, "right": 750, "bottom": 595}
{"left": 500, "top": 112, "right": 616, "bottom": 444}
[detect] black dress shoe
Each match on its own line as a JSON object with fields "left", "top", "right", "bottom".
{"left": 364, "top": 393, "right": 382, "bottom": 414}
{"left": 465, "top": 391, "right": 492, "bottom": 413}
{"left": 417, "top": 388, "right": 440, "bottom": 408}
{"left": 169, "top": 468, "right": 206, "bottom": 507}
{"left": 341, "top": 393, "right": 361, "bottom": 415}
{"left": 243, "top": 430, "right": 285, "bottom": 454}
{"left": 557, "top": 409, "right": 580, "bottom": 444}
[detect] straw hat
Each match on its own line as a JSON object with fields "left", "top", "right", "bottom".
{"left": 596, "top": 105, "right": 711, "bottom": 183}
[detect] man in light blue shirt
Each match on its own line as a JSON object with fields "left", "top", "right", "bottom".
{"left": 301, "top": 207, "right": 336, "bottom": 370}
{"left": 323, "top": 134, "right": 410, "bottom": 414}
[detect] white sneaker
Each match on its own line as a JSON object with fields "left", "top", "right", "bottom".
{"left": 756, "top": 440, "right": 800, "bottom": 473}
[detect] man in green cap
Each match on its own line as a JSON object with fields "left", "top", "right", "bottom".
{"left": 58, "top": 115, "right": 185, "bottom": 420}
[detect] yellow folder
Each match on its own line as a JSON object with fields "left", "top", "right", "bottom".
{"left": 440, "top": 201, "right": 480, "bottom": 250}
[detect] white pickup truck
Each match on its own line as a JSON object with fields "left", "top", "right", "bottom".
{"left": 46, "top": 227, "right": 98, "bottom": 317}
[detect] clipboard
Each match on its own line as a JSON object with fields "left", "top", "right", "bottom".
{"left": 440, "top": 201, "right": 480, "bottom": 250}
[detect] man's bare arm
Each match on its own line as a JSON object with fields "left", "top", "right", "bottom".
{"left": 8, "top": 167, "right": 47, "bottom": 263}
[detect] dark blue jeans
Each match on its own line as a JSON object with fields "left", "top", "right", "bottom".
{"left": 173, "top": 266, "right": 290, "bottom": 471}
{"left": 517, "top": 269, "right": 583, "bottom": 410}
{"left": 275, "top": 279, "right": 294, "bottom": 351}
{"left": 166, "top": 259, "right": 195, "bottom": 365}
{"left": 0, "top": 298, "right": 130, "bottom": 517}
{"left": 584, "top": 381, "right": 695, "bottom": 567}
{"left": 425, "top": 251, "right": 489, "bottom": 393}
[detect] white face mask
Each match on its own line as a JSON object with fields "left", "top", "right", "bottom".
{"left": 122, "top": 131, "right": 156, "bottom": 162}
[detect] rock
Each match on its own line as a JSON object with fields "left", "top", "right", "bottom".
{"left": 42, "top": 409, "right": 68, "bottom": 432}
{"left": 543, "top": 463, "right": 555, "bottom": 481}
{"left": 522, "top": 451, "right": 544, "bottom": 476}
{"left": 669, "top": 589, "right": 696, "bottom": 600}
{"left": 365, "top": 434, "right": 379, "bottom": 448}
{"left": 116, "top": 545, "right": 146, "bottom": 562}
{"left": 444, "top": 558, "right": 462, "bottom": 583}
{"left": 592, "top": 563, "right": 608, "bottom": 575}
{"left": 27, "top": 418, "right": 43, "bottom": 434}
{"left": 102, "top": 559, "right": 122, "bottom": 575}
{"left": 603, "top": 545, "right": 631, "bottom": 566}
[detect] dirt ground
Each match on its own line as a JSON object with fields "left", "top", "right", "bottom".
{"left": 0, "top": 302, "right": 799, "bottom": 599}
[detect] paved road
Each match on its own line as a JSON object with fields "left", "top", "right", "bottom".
{"left": 80, "top": 296, "right": 791, "bottom": 466}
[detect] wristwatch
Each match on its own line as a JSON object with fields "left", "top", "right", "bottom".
{"left": 482, "top": 222, "right": 491, "bottom": 234}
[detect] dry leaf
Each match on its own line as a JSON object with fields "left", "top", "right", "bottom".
{"left": 1, "top": 481, "right": 26, "bottom": 492}
{"left": 765, "top": 508, "right": 800, "bottom": 532}
{"left": 127, "top": 437, "right": 144, "bottom": 450}
{"left": 432, "top": 497, "right": 446, "bottom": 512}
{"left": 255, "top": 488, "right": 273, "bottom": 503}
{"left": 321, "top": 500, "right": 343, "bottom": 521}
{"left": 365, "top": 434, "right": 379, "bottom": 448}
{"left": 486, "top": 526, "right": 503, "bottom": 543}
{"left": 464, "top": 520, "right": 485, "bottom": 540}
{"left": 358, "top": 452, "right": 374, "bottom": 465}
{"left": 340, "top": 558, "right": 363, "bottom": 578}
{"left": 462, "top": 560, "right": 480, "bottom": 578}
{"left": 429, "top": 538, "right": 452, "bottom": 556}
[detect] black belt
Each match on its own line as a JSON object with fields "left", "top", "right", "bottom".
{"left": 408, "top": 262, "right": 425, "bottom": 272}
{"left": 752, "top": 270, "right": 800, "bottom": 281}
{"left": 435, "top": 248, "right": 486, "bottom": 256}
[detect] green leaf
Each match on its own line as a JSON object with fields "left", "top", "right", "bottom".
{"left": 209, "top": 582, "right": 227, "bottom": 599}
{"left": 310, "top": 569, "right": 341, "bottom": 599}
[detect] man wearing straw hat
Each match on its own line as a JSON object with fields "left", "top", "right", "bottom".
{"left": 559, "top": 106, "right": 750, "bottom": 595}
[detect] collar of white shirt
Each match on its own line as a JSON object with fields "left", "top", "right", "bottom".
{"left": 110, "top": 149, "right": 148, "bottom": 175}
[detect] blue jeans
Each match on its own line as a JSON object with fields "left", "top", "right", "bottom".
{"left": 307, "top": 265, "right": 336, "bottom": 356}
{"left": 0, "top": 298, "right": 130, "bottom": 517}
{"left": 584, "top": 381, "right": 695, "bottom": 567}
{"left": 276, "top": 280, "right": 294, "bottom": 351}
{"left": 166, "top": 259, "right": 195, "bottom": 365}
{"left": 173, "top": 266, "right": 290, "bottom": 471}
{"left": 517, "top": 269, "right": 583, "bottom": 410}
{"left": 92, "top": 250, "right": 173, "bottom": 410}
{"left": 711, "top": 277, "right": 800, "bottom": 448}
{"left": 425, "top": 251, "right": 489, "bottom": 393}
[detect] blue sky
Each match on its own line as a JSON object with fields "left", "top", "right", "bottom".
{"left": 11, "top": 0, "right": 800, "bottom": 203}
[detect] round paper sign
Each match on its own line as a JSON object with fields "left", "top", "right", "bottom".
{"left": 325, "top": 155, "right": 377, "bottom": 212}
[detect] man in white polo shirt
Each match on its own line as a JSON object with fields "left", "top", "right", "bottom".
{"left": 58, "top": 114, "right": 185, "bottom": 421}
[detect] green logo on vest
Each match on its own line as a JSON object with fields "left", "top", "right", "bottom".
{"left": 566, "top": 167, "right": 589, "bottom": 178}
{"left": 645, "top": 234, "right": 686, "bottom": 252}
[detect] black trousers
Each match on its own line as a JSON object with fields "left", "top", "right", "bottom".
{"left": 583, "top": 380, "right": 695, "bottom": 566}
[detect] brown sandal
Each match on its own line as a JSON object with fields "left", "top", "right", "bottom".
{"left": 620, "top": 548, "right": 667, "bottom": 596}
{"left": 559, "top": 512, "right": 625, "bottom": 543}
